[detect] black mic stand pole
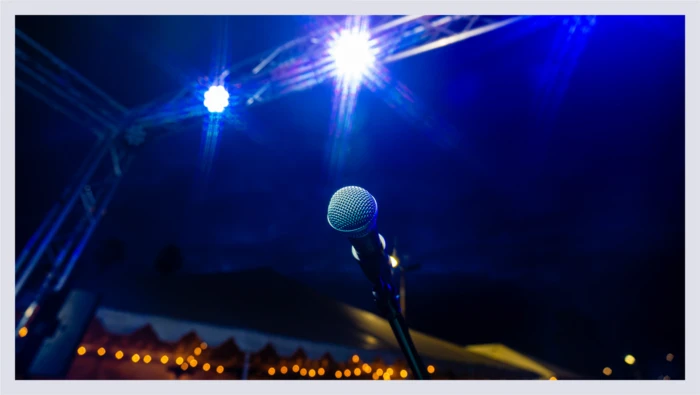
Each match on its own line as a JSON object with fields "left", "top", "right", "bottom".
{"left": 351, "top": 237, "right": 428, "bottom": 380}
{"left": 372, "top": 277, "right": 429, "bottom": 380}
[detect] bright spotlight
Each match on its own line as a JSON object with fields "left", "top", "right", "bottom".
{"left": 203, "top": 86, "right": 230, "bottom": 113}
{"left": 329, "top": 29, "right": 377, "bottom": 84}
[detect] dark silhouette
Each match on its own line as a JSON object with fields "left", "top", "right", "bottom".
{"left": 154, "top": 244, "right": 184, "bottom": 275}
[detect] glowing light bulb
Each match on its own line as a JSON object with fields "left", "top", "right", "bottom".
{"left": 203, "top": 86, "right": 230, "bottom": 113}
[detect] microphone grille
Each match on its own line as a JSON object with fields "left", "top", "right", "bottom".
{"left": 327, "top": 186, "right": 378, "bottom": 238}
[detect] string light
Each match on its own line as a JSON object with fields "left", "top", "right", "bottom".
{"left": 190, "top": 359, "right": 198, "bottom": 368}
{"left": 549, "top": 376, "right": 557, "bottom": 381}
{"left": 18, "top": 327, "right": 28, "bottom": 338}
{"left": 175, "top": 357, "right": 184, "bottom": 365}
{"left": 203, "top": 363, "right": 211, "bottom": 372}
{"left": 194, "top": 347, "right": 202, "bottom": 356}
{"left": 372, "top": 372, "right": 379, "bottom": 380}
{"left": 400, "top": 369, "right": 408, "bottom": 379}
{"left": 362, "top": 363, "right": 372, "bottom": 373}
{"left": 200, "top": 342, "right": 208, "bottom": 350}
{"left": 354, "top": 368, "right": 361, "bottom": 376}
{"left": 115, "top": 351, "right": 124, "bottom": 360}
{"left": 663, "top": 375, "right": 671, "bottom": 380}
{"left": 293, "top": 364, "right": 300, "bottom": 373}
{"left": 181, "top": 362, "right": 189, "bottom": 371}
{"left": 624, "top": 355, "right": 636, "bottom": 365}
{"left": 386, "top": 368, "right": 394, "bottom": 376}
{"left": 603, "top": 367, "right": 612, "bottom": 376}
{"left": 666, "top": 353, "right": 674, "bottom": 362}
{"left": 216, "top": 365, "right": 224, "bottom": 374}
{"left": 318, "top": 368, "right": 325, "bottom": 376}
{"left": 383, "top": 373, "right": 391, "bottom": 380}
{"left": 376, "top": 368, "right": 384, "bottom": 376}
{"left": 300, "top": 368, "right": 307, "bottom": 377}
{"left": 131, "top": 354, "right": 140, "bottom": 363}
{"left": 186, "top": 355, "right": 195, "bottom": 363}
{"left": 143, "top": 355, "right": 152, "bottom": 364}
{"left": 427, "top": 365, "right": 435, "bottom": 374}
{"left": 309, "top": 369, "right": 316, "bottom": 378}
{"left": 160, "top": 355, "right": 169, "bottom": 364}
{"left": 352, "top": 355, "right": 360, "bottom": 363}
{"left": 268, "top": 367, "right": 276, "bottom": 376}
{"left": 281, "top": 366, "right": 288, "bottom": 374}
{"left": 344, "top": 369, "right": 351, "bottom": 378}
{"left": 335, "top": 370, "right": 342, "bottom": 379}
{"left": 77, "top": 346, "right": 86, "bottom": 356}
{"left": 97, "top": 347, "right": 106, "bottom": 356}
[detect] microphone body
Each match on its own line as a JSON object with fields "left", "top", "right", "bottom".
{"left": 348, "top": 229, "right": 391, "bottom": 286}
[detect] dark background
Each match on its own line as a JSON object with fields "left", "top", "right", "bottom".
{"left": 15, "top": 16, "right": 685, "bottom": 379}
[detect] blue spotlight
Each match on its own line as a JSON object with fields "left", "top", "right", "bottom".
{"left": 329, "top": 29, "right": 378, "bottom": 85}
{"left": 203, "top": 85, "right": 230, "bottom": 113}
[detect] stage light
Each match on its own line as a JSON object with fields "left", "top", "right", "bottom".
{"left": 625, "top": 355, "right": 636, "bottom": 365}
{"left": 329, "top": 29, "right": 377, "bottom": 84}
{"left": 203, "top": 85, "right": 230, "bottom": 113}
{"left": 389, "top": 255, "right": 399, "bottom": 268}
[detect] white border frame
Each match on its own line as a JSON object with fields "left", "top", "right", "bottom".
{"left": 1, "top": 1, "right": 697, "bottom": 394}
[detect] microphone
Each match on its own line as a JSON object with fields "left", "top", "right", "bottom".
{"left": 327, "top": 186, "right": 430, "bottom": 380}
{"left": 327, "top": 186, "right": 391, "bottom": 286}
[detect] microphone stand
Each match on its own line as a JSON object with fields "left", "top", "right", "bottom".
{"left": 372, "top": 277, "right": 429, "bottom": 380}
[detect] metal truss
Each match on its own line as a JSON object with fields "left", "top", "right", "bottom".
{"left": 236, "top": 15, "right": 525, "bottom": 108}
{"left": 128, "top": 15, "right": 525, "bottom": 128}
{"left": 14, "top": 15, "right": 526, "bottom": 338}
